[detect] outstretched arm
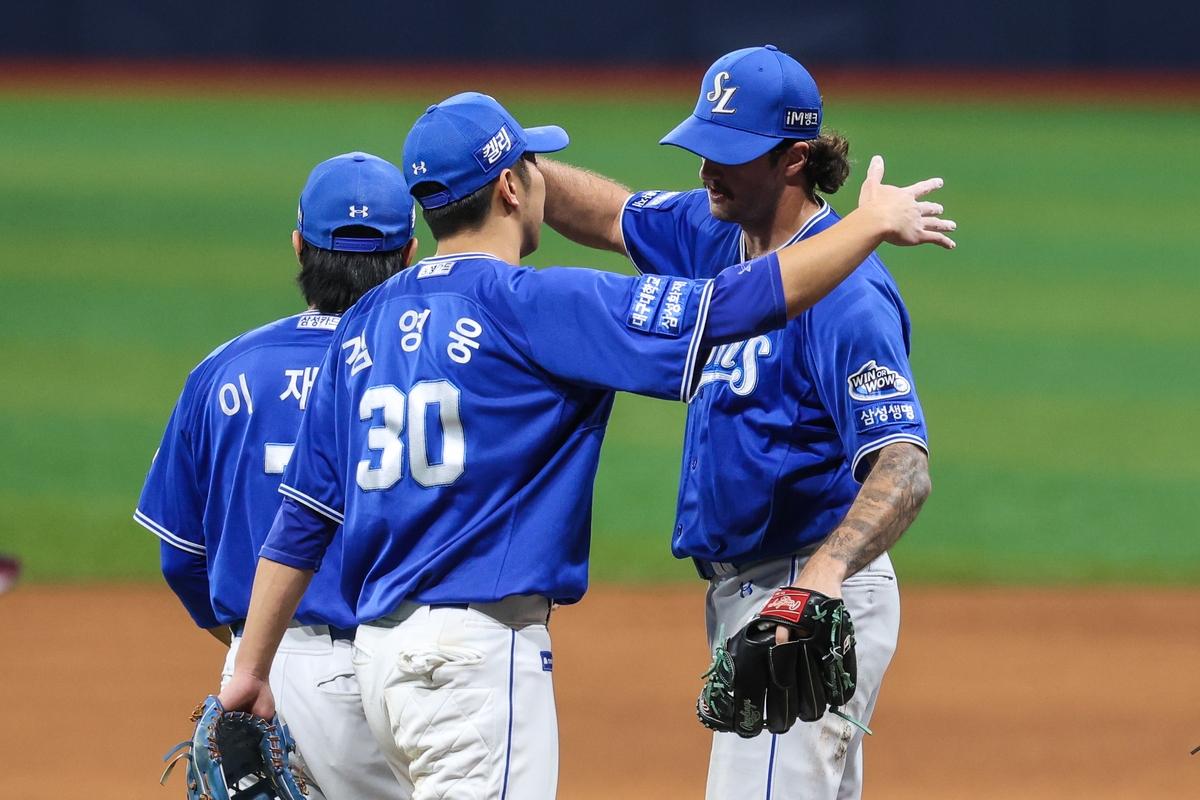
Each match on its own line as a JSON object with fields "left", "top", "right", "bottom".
{"left": 773, "top": 156, "right": 954, "bottom": 319}
{"left": 703, "top": 155, "right": 955, "bottom": 344}
{"left": 539, "top": 158, "right": 631, "bottom": 255}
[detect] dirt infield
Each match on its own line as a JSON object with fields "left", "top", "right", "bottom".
{"left": 2, "top": 60, "right": 1200, "bottom": 106}
{"left": 1, "top": 584, "right": 1198, "bottom": 799}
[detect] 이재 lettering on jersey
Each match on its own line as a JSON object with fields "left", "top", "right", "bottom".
{"left": 626, "top": 275, "right": 666, "bottom": 332}
{"left": 697, "top": 336, "right": 772, "bottom": 396}
{"left": 475, "top": 125, "right": 513, "bottom": 169}
{"left": 342, "top": 333, "right": 373, "bottom": 377}
{"left": 297, "top": 314, "right": 340, "bottom": 331}
{"left": 847, "top": 360, "right": 911, "bottom": 401}
{"left": 854, "top": 402, "right": 917, "bottom": 433}
{"left": 217, "top": 373, "right": 255, "bottom": 417}
{"left": 653, "top": 279, "right": 693, "bottom": 338}
{"left": 280, "top": 367, "right": 319, "bottom": 410}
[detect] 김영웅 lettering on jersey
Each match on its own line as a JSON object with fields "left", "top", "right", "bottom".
{"left": 269, "top": 254, "right": 719, "bottom": 621}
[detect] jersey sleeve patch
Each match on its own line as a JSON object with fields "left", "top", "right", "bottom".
{"left": 853, "top": 402, "right": 919, "bottom": 433}
{"left": 626, "top": 274, "right": 667, "bottom": 332}
{"left": 653, "top": 279, "right": 694, "bottom": 338}
{"left": 847, "top": 360, "right": 911, "bottom": 401}
{"left": 627, "top": 190, "right": 680, "bottom": 212}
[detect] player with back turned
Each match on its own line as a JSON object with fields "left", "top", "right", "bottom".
{"left": 540, "top": 46, "right": 944, "bottom": 800}
{"left": 135, "top": 153, "right": 417, "bottom": 800}
{"left": 216, "top": 92, "right": 953, "bottom": 800}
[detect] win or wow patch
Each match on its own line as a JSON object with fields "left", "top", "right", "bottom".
{"left": 847, "top": 360, "right": 911, "bottom": 401}
{"left": 855, "top": 402, "right": 918, "bottom": 433}
{"left": 626, "top": 275, "right": 667, "bottom": 332}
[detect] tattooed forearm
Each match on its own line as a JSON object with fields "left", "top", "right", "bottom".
{"left": 816, "top": 442, "right": 931, "bottom": 577}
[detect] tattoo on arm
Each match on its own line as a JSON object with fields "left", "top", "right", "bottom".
{"left": 818, "top": 442, "right": 931, "bottom": 577}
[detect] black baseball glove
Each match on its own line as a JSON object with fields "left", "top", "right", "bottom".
{"left": 697, "top": 587, "right": 861, "bottom": 738}
{"left": 160, "top": 695, "right": 308, "bottom": 800}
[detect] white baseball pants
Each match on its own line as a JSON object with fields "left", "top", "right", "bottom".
{"left": 703, "top": 552, "right": 901, "bottom": 800}
{"left": 352, "top": 596, "right": 558, "bottom": 800}
{"left": 222, "top": 624, "right": 410, "bottom": 800}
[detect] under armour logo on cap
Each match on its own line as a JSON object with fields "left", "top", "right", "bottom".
{"left": 348, "top": 205, "right": 369, "bottom": 218}
{"left": 412, "top": 162, "right": 427, "bottom": 175}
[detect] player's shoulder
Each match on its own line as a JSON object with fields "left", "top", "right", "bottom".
{"left": 625, "top": 187, "right": 707, "bottom": 215}
{"left": 625, "top": 187, "right": 732, "bottom": 234}
{"left": 187, "top": 313, "right": 337, "bottom": 388}
{"left": 362, "top": 254, "right": 514, "bottom": 310}
{"left": 800, "top": 204, "right": 907, "bottom": 327}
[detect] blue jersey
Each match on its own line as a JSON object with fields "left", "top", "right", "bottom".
{"left": 266, "top": 253, "right": 750, "bottom": 621}
{"left": 135, "top": 311, "right": 357, "bottom": 629}
{"left": 621, "top": 189, "right": 929, "bottom": 564}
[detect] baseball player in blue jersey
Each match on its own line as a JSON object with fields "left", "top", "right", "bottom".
{"left": 135, "top": 152, "right": 417, "bottom": 800}
{"left": 539, "top": 46, "right": 948, "bottom": 800}
{"left": 215, "top": 92, "right": 953, "bottom": 800}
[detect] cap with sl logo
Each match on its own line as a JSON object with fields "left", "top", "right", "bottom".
{"left": 661, "top": 45, "right": 823, "bottom": 166}
{"left": 298, "top": 152, "right": 416, "bottom": 253}
{"left": 403, "top": 92, "right": 570, "bottom": 210}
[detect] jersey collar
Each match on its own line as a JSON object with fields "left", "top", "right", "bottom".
{"left": 419, "top": 251, "right": 504, "bottom": 263}
{"left": 738, "top": 198, "right": 831, "bottom": 263}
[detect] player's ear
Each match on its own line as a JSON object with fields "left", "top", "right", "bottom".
{"left": 783, "top": 142, "right": 810, "bottom": 179}
{"left": 399, "top": 237, "right": 419, "bottom": 269}
{"left": 496, "top": 168, "right": 522, "bottom": 211}
{"left": 292, "top": 230, "right": 303, "bottom": 263}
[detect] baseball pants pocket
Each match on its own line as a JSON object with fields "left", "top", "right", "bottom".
{"left": 356, "top": 607, "right": 558, "bottom": 800}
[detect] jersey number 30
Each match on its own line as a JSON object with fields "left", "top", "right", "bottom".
{"left": 357, "top": 381, "right": 465, "bottom": 491}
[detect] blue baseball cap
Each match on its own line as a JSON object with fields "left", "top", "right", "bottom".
{"left": 403, "top": 92, "right": 570, "bottom": 209}
{"left": 298, "top": 152, "right": 415, "bottom": 252}
{"left": 662, "top": 45, "right": 823, "bottom": 165}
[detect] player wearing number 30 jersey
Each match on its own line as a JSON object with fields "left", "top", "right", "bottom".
{"left": 219, "top": 92, "right": 954, "bottom": 800}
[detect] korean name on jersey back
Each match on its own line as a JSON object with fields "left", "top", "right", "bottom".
{"left": 847, "top": 360, "right": 911, "bottom": 401}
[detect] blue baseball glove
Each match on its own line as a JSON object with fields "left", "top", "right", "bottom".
{"left": 160, "top": 695, "right": 308, "bottom": 800}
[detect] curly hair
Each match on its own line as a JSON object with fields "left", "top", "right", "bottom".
{"left": 768, "top": 131, "right": 853, "bottom": 200}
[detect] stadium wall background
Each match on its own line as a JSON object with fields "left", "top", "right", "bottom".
{"left": 1, "top": 0, "right": 1195, "bottom": 69}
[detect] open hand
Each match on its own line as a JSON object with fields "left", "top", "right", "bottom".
{"left": 217, "top": 672, "right": 276, "bottom": 719}
{"left": 858, "top": 155, "right": 956, "bottom": 249}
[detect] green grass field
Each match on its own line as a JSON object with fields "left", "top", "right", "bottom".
{"left": 1, "top": 91, "right": 1197, "bottom": 585}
